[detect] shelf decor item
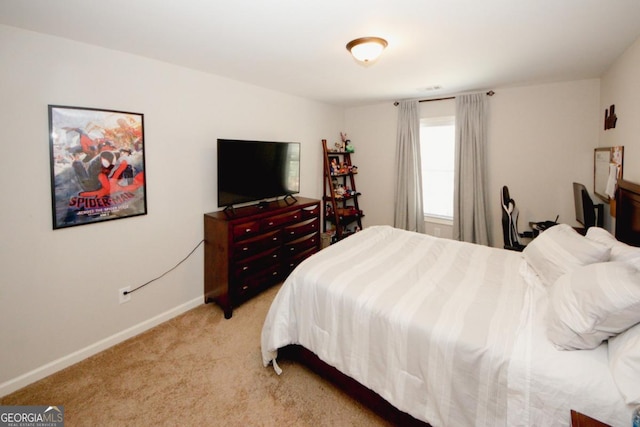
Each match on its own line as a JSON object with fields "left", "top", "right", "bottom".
{"left": 48, "top": 105, "right": 147, "bottom": 229}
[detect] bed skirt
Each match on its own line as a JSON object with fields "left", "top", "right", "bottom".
{"left": 279, "top": 344, "right": 429, "bottom": 427}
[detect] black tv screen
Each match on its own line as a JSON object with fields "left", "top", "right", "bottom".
{"left": 217, "top": 139, "right": 300, "bottom": 207}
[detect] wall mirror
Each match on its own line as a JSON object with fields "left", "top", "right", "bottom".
{"left": 594, "top": 146, "right": 623, "bottom": 203}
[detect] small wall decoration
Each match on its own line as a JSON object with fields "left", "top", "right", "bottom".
{"left": 604, "top": 104, "right": 617, "bottom": 130}
{"left": 48, "top": 105, "right": 147, "bottom": 229}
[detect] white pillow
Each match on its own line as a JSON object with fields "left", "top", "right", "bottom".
{"left": 586, "top": 226, "right": 640, "bottom": 268}
{"left": 546, "top": 261, "right": 640, "bottom": 350}
{"left": 523, "top": 224, "right": 610, "bottom": 286}
{"left": 608, "top": 322, "right": 640, "bottom": 405}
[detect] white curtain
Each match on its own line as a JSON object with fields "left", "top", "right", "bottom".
{"left": 394, "top": 100, "right": 425, "bottom": 233}
{"left": 453, "top": 93, "right": 490, "bottom": 245}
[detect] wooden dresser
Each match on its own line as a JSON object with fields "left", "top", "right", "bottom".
{"left": 204, "top": 197, "right": 320, "bottom": 318}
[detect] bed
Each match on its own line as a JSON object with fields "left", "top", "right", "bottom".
{"left": 261, "top": 179, "right": 640, "bottom": 427}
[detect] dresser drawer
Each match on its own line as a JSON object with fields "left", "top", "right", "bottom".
{"left": 232, "top": 220, "right": 261, "bottom": 240}
{"left": 232, "top": 246, "right": 281, "bottom": 278}
{"left": 231, "top": 230, "right": 282, "bottom": 260}
{"left": 283, "top": 217, "right": 319, "bottom": 241}
{"left": 262, "top": 209, "right": 302, "bottom": 230}
{"left": 233, "top": 264, "right": 283, "bottom": 300}
{"left": 283, "top": 232, "right": 319, "bottom": 257}
{"left": 284, "top": 246, "right": 318, "bottom": 272}
{"left": 301, "top": 203, "right": 320, "bottom": 218}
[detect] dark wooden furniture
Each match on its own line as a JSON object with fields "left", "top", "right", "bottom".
{"left": 280, "top": 345, "right": 429, "bottom": 427}
{"left": 322, "top": 139, "right": 363, "bottom": 242}
{"left": 204, "top": 197, "right": 320, "bottom": 318}
{"left": 280, "top": 346, "right": 616, "bottom": 427}
{"left": 570, "top": 410, "right": 611, "bottom": 427}
{"left": 615, "top": 179, "right": 640, "bottom": 247}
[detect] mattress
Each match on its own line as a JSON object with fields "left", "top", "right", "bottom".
{"left": 261, "top": 225, "right": 631, "bottom": 426}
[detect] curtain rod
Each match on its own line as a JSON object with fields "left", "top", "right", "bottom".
{"left": 393, "top": 90, "right": 495, "bottom": 106}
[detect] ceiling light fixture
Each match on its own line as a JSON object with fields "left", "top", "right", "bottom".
{"left": 346, "top": 37, "right": 388, "bottom": 63}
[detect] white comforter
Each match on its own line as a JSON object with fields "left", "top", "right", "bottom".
{"left": 261, "top": 226, "right": 630, "bottom": 426}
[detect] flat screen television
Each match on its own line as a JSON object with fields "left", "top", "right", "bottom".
{"left": 217, "top": 138, "right": 300, "bottom": 208}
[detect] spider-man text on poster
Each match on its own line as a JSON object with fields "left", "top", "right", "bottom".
{"left": 48, "top": 105, "right": 147, "bottom": 229}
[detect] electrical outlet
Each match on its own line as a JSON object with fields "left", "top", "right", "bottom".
{"left": 119, "top": 286, "right": 131, "bottom": 304}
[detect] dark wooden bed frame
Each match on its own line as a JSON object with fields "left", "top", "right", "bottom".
{"left": 615, "top": 179, "right": 640, "bottom": 247}
{"left": 277, "top": 179, "right": 640, "bottom": 427}
{"left": 278, "top": 344, "right": 429, "bottom": 427}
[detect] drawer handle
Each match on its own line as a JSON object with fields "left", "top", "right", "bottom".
{"left": 245, "top": 228, "right": 251, "bottom": 233}
{"left": 242, "top": 247, "right": 249, "bottom": 251}
{"left": 273, "top": 237, "right": 278, "bottom": 241}
{"left": 242, "top": 285, "right": 249, "bottom": 290}
{"left": 290, "top": 231, "right": 295, "bottom": 235}
{"left": 243, "top": 266, "right": 249, "bottom": 271}
{"left": 268, "top": 221, "right": 274, "bottom": 226}
{"left": 272, "top": 254, "right": 278, "bottom": 258}
{"left": 272, "top": 272, "right": 278, "bottom": 276}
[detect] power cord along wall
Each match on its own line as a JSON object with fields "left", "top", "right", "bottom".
{"left": 123, "top": 239, "right": 204, "bottom": 296}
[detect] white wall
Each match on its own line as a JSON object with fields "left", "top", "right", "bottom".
{"left": 487, "top": 80, "right": 601, "bottom": 243}
{"left": 342, "top": 103, "right": 397, "bottom": 228}
{"left": 600, "top": 36, "right": 640, "bottom": 183}
{"left": 345, "top": 79, "right": 601, "bottom": 247}
{"left": 0, "top": 25, "right": 343, "bottom": 395}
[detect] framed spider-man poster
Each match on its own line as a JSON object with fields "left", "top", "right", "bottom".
{"left": 48, "top": 105, "right": 147, "bottom": 229}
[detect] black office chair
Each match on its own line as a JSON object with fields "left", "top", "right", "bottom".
{"left": 501, "top": 186, "right": 527, "bottom": 251}
{"left": 581, "top": 189, "right": 597, "bottom": 230}
{"left": 573, "top": 182, "right": 604, "bottom": 231}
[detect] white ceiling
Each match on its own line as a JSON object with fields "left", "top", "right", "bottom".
{"left": 2, "top": 0, "right": 640, "bottom": 107}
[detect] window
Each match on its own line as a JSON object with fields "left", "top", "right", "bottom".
{"left": 420, "top": 116, "right": 455, "bottom": 220}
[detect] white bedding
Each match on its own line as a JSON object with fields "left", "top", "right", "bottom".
{"left": 261, "top": 226, "right": 632, "bottom": 426}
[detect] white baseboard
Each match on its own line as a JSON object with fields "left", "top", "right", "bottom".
{"left": 0, "top": 297, "right": 203, "bottom": 398}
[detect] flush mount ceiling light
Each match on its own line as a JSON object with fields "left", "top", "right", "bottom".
{"left": 346, "top": 37, "right": 388, "bottom": 63}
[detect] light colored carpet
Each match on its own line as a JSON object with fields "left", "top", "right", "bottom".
{"left": 1, "top": 284, "right": 392, "bottom": 426}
